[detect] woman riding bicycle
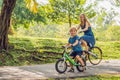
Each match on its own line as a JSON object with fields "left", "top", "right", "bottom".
{"left": 55, "top": 14, "right": 102, "bottom": 74}
{"left": 77, "top": 14, "right": 95, "bottom": 51}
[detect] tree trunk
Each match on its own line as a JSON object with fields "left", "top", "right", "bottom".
{"left": 68, "top": 3, "right": 71, "bottom": 27}
{"left": 8, "top": 19, "right": 15, "bottom": 35}
{"left": 68, "top": 13, "right": 72, "bottom": 27}
{"left": 0, "top": 0, "right": 16, "bottom": 51}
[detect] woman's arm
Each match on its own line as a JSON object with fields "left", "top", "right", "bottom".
{"left": 81, "top": 22, "right": 89, "bottom": 32}
{"left": 77, "top": 24, "right": 81, "bottom": 31}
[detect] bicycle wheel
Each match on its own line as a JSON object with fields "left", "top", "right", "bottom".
{"left": 55, "top": 58, "right": 67, "bottom": 73}
{"left": 76, "top": 59, "right": 86, "bottom": 72}
{"left": 88, "top": 46, "right": 102, "bottom": 65}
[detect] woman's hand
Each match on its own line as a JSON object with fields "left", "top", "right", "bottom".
{"left": 79, "top": 30, "right": 83, "bottom": 33}
{"left": 82, "top": 22, "right": 89, "bottom": 32}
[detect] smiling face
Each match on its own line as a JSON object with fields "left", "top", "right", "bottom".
{"left": 80, "top": 14, "right": 90, "bottom": 27}
{"left": 69, "top": 27, "right": 77, "bottom": 37}
{"left": 80, "top": 14, "right": 85, "bottom": 22}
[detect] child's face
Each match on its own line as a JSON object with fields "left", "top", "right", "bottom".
{"left": 70, "top": 29, "right": 77, "bottom": 37}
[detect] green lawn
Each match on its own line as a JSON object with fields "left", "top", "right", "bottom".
{"left": 49, "top": 74, "right": 120, "bottom": 80}
{"left": 0, "top": 36, "right": 120, "bottom": 66}
{"left": 76, "top": 74, "right": 120, "bottom": 80}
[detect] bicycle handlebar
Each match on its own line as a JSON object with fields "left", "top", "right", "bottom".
{"left": 61, "top": 46, "right": 69, "bottom": 52}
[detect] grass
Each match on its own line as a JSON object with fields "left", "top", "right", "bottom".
{"left": 48, "top": 74, "right": 120, "bottom": 80}
{"left": 76, "top": 74, "right": 120, "bottom": 80}
{"left": 95, "top": 41, "right": 120, "bottom": 59}
{"left": 0, "top": 36, "right": 120, "bottom": 66}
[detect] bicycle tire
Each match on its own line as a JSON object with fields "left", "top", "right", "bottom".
{"left": 88, "top": 46, "right": 102, "bottom": 65}
{"left": 55, "top": 58, "right": 67, "bottom": 73}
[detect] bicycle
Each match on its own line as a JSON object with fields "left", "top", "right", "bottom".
{"left": 55, "top": 46, "right": 102, "bottom": 73}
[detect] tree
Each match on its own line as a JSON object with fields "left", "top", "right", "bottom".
{"left": 48, "top": 0, "right": 96, "bottom": 27}
{"left": 88, "top": 0, "right": 120, "bottom": 28}
{"left": 0, "top": 0, "right": 38, "bottom": 51}
{"left": 0, "top": 0, "right": 16, "bottom": 50}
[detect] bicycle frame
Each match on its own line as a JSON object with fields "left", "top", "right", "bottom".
{"left": 63, "top": 50, "right": 80, "bottom": 66}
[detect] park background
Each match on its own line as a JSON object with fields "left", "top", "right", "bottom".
{"left": 0, "top": 0, "right": 120, "bottom": 79}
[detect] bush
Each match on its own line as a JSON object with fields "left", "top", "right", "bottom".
{"left": 105, "top": 26, "right": 120, "bottom": 41}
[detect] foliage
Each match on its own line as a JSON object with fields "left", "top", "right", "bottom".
{"left": 48, "top": 0, "right": 96, "bottom": 27}
{"left": 0, "top": 36, "right": 120, "bottom": 66}
{"left": 24, "top": 0, "right": 38, "bottom": 13}
{"left": 94, "top": 25, "right": 120, "bottom": 41}
{"left": 105, "top": 26, "right": 120, "bottom": 41}
{"left": 12, "top": 0, "right": 47, "bottom": 29}
{"left": 15, "top": 24, "right": 70, "bottom": 38}
{"left": 0, "top": 36, "right": 65, "bottom": 66}
{"left": 1, "top": 0, "right": 120, "bottom": 29}
{"left": 96, "top": 41, "right": 120, "bottom": 59}
{"left": 89, "top": 0, "right": 120, "bottom": 28}
{"left": 0, "top": 0, "right": 2, "bottom": 9}
{"left": 15, "top": 23, "right": 120, "bottom": 41}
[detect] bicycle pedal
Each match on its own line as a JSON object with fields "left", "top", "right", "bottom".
{"left": 67, "top": 65, "right": 71, "bottom": 67}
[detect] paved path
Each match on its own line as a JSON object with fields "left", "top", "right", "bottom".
{"left": 0, "top": 60, "right": 120, "bottom": 80}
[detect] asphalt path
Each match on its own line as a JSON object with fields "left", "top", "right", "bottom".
{"left": 0, "top": 59, "right": 120, "bottom": 80}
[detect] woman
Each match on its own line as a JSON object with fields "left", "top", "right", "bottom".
{"left": 77, "top": 14, "right": 95, "bottom": 51}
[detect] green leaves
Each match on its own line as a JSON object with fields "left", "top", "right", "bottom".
{"left": 12, "top": 0, "right": 47, "bottom": 29}
{"left": 48, "top": 0, "right": 95, "bottom": 26}
{"left": 105, "top": 26, "right": 120, "bottom": 41}
{"left": 80, "top": 0, "right": 86, "bottom": 5}
{"left": 24, "top": 0, "right": 38, "bottom": 13}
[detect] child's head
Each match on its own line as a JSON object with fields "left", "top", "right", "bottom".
{"left": 69, "top": 27, "right": 77, "bottom": 37}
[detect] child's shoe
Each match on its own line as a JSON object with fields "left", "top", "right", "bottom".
{"left": 68, "top": 68, "right": 74, "bottom": 72}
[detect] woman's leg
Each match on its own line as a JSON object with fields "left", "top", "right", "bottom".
{"left": 80, "top": 39, "right": 89, "bottom": 60}
{"left": 80, "top": 39, "right": 89, "bottom": 51}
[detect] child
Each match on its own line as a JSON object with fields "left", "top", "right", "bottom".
{"left": 64, "top": 27, "right": 85, "bottom": 72}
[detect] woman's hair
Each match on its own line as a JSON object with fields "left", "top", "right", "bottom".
{"left": 80, "top": 14, "right": 90, "bottom": 26}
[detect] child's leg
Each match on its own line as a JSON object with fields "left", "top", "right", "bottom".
{"left": 69, "top": 51, "right": 74, "bottom": 68}
{"left": 68, "top": 56, "right": 74, "bottom": 72}
{"left": 76, "top": 55, "right": 85, "bottom": 66}
{"left": 68, "top": 52, "right": 75, "bottom": 72}
{"left": 69, "top": 63, "right": 73, "bottom": 69}
{"left": 69, "top": 56, "right": 74, "bottom": 68}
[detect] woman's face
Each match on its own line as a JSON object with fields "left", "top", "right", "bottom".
{"left": 80, "top": 14, "right": 85, "bottom": 22}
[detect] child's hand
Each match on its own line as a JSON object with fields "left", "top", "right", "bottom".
{"left": 62, "top": 45, "right": 68, "bottom": 48}
{"left": 62, "top": 43, "right": 72, "bottom": 49}
{"left": 61, "top": 46, "right": 66, "bottom": 48}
